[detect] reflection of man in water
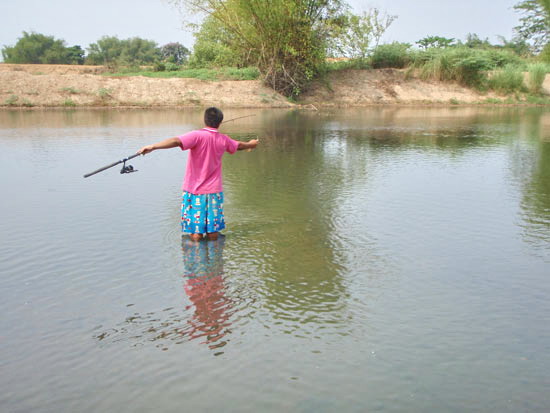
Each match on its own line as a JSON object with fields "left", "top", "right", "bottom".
{"left": 181, "top": 235, "right": 233, "bottom": 350}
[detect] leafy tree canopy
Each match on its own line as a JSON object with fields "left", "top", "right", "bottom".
{"left": 86, "top": 36, "right": 161, "bottom": 65}
{"left": 327, "top": 8, "right": 396, "bottom": 60}
{"left": 161, "top": 42, "right": 190, "bottom": 64}
{"left": 2, "top": 31, "right": 84, "bottom": 64}
{"left": 172, "top": 0, "right": 395, "bottom": 96}
{"left": 416, "top": 36, "right": 456, "bottom": 50}
{"left": 462, "top": 33, "right": 493, "bottom": 49}
{"left": 187, "top": 15, "right": 240, "bottom": 68}
{"left": 64, "top": 45, "right": 86, "bottom": 64}
{"left": 514, "top": 0, "right": 550, "bottom": 52}
{"left": 178, "top": 0, "right": 350, "bottom": 96}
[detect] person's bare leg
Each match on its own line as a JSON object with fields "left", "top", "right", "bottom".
{"left": 206, "top": 232, "right": 219, "bottom": 241}
{"left": 190, "top": 233, "right": 203, "bottom": 241}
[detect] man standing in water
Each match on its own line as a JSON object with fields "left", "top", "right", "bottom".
{"left": 138, "top": 107, "right": 258, "bottom": 241}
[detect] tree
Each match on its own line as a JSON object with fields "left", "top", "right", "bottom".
{"left": 86, "top": 36, "right": 161, "bottom": 65}
{"left": 462, "top": 33, "right": 492, "bottom": 49}
{"left": 328, "top": 8, "right": 396, "bottom": 60}
{"left": 86, "top": 36, "right": 124, "bottom": 65}
{"left": 1, "top": 31, "right": 79, "bottom": 64}
{"left": 172, "top": 0, "right": 348, "bottom": 97}
{"left": 65, "top": 45, "right": 85, "bottom": 64}
{"left": 187, "top": 14, "right": 241, "bottom": 68}
{"left": 416, "top": 35, "right": 456, "bottom": 50}
{"left": 514, "top": 0, "right": 550, "bottom": 52}
{"left": 120, "top": 37, "right": 161, "bottom": 64}
{"left": 161, "top": 42, "right": 190, "bottom": 64}
{"left": 496, "top": 35, "right": 532, "bottom": 56}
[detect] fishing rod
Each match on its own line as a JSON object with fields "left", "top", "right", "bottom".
{"left": 83, "top": 153, "right": 140, "bottom": 178}
{"left": 223, "top": 114, "right": 256, "bottom": 123}
{"left": 83, "top": 114, "right": 257, "bottom": 178}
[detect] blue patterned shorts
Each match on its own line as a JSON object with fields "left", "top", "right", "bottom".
{"left": 181, "top": 191, "right": 225, "bottom": 234}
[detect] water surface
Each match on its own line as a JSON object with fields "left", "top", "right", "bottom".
{"left": 1, "top": 107, "right": 549, "bottom": 412}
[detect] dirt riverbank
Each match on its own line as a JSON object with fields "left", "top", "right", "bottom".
{"left": 1, "top": 64, "right": 548, "bottom": 108}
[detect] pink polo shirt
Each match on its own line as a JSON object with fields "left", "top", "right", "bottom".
{"left": 178, "top": 127, "right": 239, "bottom": 194}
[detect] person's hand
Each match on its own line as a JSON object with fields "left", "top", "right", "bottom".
{"left": 248, "top": 139, "right": 259, "bottom": 149}
{"left": 138, "top": 145, "right": 155, "bottom": 155}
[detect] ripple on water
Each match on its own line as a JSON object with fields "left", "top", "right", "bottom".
{"left": 3, "top": 108, "right": 550, "bottom": 412}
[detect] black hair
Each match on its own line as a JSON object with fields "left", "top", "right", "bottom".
{"left": 204, "top": 107, "right": 224, "bottom": 128}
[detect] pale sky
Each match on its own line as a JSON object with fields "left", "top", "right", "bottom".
{"left": 0, "top": 0, "right": 520, "bottom": 56}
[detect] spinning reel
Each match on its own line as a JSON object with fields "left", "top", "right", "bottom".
{"left": 120, "top": 159, "right": 138, "bottom": 174}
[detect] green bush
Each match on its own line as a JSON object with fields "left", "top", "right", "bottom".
{"left": 370, "top": 42, "right": 412, "bottom": 68}
{"left": 539, "top": 43, "right": 550, "bottom": 63}
{"left": 416, "top": 51, "right": 453, "bottom": 81}
{"left": 455, "top": 55, "right": 494, "bottom": 87}
{"left": 153, "top": 62, "right": 166, "bottom": 72}
{"left": 152, "top": 61, "right": 180, "bottom": 72}
{"left": 485, "top": 49, "right": 524, "bottom": 68}
{"left": 413, "top": 47, "right": 501, "bottom": 87}
{"left": 165, "top": 62, "right": 181, "bottom": 72}
{"left": 489, "top": 65, "right": 525, "bottom": 93}
{"left": 188, "top": 42, "right": 240, "bottom": 69}
{"left": 527, "top": 63, "right": 549, "bottom": 94}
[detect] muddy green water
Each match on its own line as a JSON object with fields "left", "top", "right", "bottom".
{"left": 1, "top": 107, "right": 549, "bottom": 412}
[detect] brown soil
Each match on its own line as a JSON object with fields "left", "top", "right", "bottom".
{"left": 0, "top": 64, "right": 547, "bottom": 108}
{"left": 0, "top": 64, "right": 292, "bottom": 108}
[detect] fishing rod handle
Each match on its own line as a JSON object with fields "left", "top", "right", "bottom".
{"left": 125, "top": 153, "right": 142, "bottom": 161}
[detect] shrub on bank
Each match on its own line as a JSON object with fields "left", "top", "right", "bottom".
{"left": 489, "top": 65, "right": 525, "bottom": 93}
{"left": 370, "top": 42, "right": 412, "bottom": 68}
{"left": 527, "top": 63, "right": 549, "bottom": 94}
{"left": 410, "top": 47, "right": 523, "bottom": 88}
{"left": 153, "top": 62, "right": 181, "bottom": 72}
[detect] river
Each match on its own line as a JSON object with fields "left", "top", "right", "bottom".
{"left": 1, "top": 107, "right": 549, "bottom": 412}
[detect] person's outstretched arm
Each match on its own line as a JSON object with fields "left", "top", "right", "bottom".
{"left": 237, "top": 139, "right": 259, "bottom": 151}
{"left": 138, "top": 137, "right": 181, "bottom": 155}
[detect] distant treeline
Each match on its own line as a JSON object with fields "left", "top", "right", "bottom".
{"left": 1, "top": 32, "right": 190, "bottom": 67}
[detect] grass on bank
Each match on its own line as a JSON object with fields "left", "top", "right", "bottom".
{"left": 104, "top": 66, "right": 260, "bottom": 81}
{"left": 323, "top": 45, "right": 550, "bottom": 99}
{"left": 489, "top": 65, "right": 526, "bottom": 94}
{"left": 527, "top": 63, "right": 549, "bottom": 94}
